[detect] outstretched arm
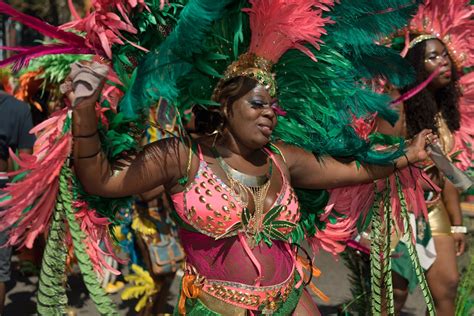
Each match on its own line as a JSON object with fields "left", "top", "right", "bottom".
{"left": 279, "top": 129, "right": 432, "bottom": 189}
{"left": 70, "top": 65, "right": 187, "bottom": 198}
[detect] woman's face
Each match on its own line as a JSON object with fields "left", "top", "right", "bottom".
{"left": 424, "top": 39, "right": 453, "bottom": 90}
{"left": 224, "top": 84, "right": 277, "bottom": 149}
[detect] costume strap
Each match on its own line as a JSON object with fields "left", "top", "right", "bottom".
{"left": 238, "top": 232, "right": 263, "bottom": 287}
{"left": 266, "top": 143, "right": 287, "bottom": 164}
{"left": 178, "top": 137, "right": 197, "bottom": 186}
{"left": 262, "top": 147, "right": 286, "bottom": 184}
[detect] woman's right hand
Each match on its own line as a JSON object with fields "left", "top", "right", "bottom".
{"left": 404, "top": 129, "right": 438, "bottom": 165}
{"left": 61, "top": 61, "right": 109, "bottom": 108}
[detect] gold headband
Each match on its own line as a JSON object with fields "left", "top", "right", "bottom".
{"left": 212, "top": 53, "right": 276, "bottom": 102}
{"left": 408, "top": 34, "right": 438, "bottom": 49}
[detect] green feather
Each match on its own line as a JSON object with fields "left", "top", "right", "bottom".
{"left": 119, "top": 0, "right": 237, "bottom": 119}
{"left": 456, "top": 251, "right": 474, "bottom": 316}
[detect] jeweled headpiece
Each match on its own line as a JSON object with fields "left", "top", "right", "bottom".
{"left": 212, "top": 53, "right": 276, "bottom": 100}
{"left": 404, "top": 0, "right": 473, "bottom": 70}
{"left": 212, "top": 0, "right": 335, "bottom": 101}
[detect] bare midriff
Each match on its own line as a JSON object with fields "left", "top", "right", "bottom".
{"left": 179, "top": 229, "right": 294, "bottom": 286}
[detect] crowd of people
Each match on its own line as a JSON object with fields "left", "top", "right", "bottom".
{"left": 0, "top": 0, "right": 472, "bottom": 315}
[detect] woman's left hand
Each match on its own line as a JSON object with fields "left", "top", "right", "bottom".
{"left": 405, "top": 129, "right": 438, "bottom": 164}
{"left": 453, "top": 232, "right": 467, "bottom": 256}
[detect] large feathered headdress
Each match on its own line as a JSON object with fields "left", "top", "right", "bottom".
{"left": 212, "top": 0, "right": 335, "bottom": 99}
{"left": 401, "top": 0, "right": 473, "bottom": 70}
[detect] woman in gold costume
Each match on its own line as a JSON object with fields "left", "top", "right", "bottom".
{"left": 378, "top": 36, "right": 468, "bottom": 315}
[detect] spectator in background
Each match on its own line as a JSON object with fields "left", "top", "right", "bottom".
{"left": 0, "top": 88, "right": 35, "bottom": 315}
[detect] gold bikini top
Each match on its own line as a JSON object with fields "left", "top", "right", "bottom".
{"left": 434, "top": 112, "right": 454, "bottom": 156}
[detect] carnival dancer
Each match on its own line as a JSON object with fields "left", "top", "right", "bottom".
{"left": 67, "top": 5, "right": 436, "bottom": 316}
{"left": 375, "top": 1, "right": 474, "bottom": 314}
{"left": 0, "top": 0, "right": 437, "bottom": 314}
{"left": 69, "top": 60, "right": 432, "bottom": 316}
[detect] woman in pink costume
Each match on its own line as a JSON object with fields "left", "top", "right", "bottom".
{"left": 0, "top": 0, "right": 437, "bottom": 315}
{"left": 69, "top": 61, "right": 433, "bottom": 316}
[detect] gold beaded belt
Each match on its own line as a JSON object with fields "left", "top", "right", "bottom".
{"left": 183, "top": 263, "right": 295, "bottom": 314}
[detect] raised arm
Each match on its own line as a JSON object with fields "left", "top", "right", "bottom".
{"left": 277, "top": 129, "right": 432, "bottom": 189}
{"left": 70, "top": 64, "right": 187, "bottom": 198}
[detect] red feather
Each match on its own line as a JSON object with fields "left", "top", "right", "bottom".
{"left": 0, "top": 2, "right": 86, "bottom": 47}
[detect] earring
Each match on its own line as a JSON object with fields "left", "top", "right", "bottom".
{"left": 211, "top": 130, "right": 220, "bottom": 148}
{"left": 207, "top": 123, "right": 224, "bottom": 148}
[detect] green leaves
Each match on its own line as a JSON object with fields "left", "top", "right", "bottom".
{"left": 394, "top": 175, "right": 435, "bottom": 316}
{"left": 216, "top": 205, "right": 295, "bottom": 247}
{"left": 37, "top": 180, "right": 68, "bottom": 315}
{"left": 456, "top": 251, "right": 474, "bottom": 316}
{"left": 258, "top": 206, "right": 296, "bottom": 247}
{"left": 263, "top": 205, "right": 284, "bottom": 225}
{"left": 63, "top": 166, "right": 119, "bottom": 315}
{"left": 370, "top": 191, "right": 386, "bottom": 315}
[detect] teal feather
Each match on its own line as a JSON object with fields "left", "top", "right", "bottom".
{"left": 119, "top": 0, "right": 236, "bottom": 119}
{"left": 274, "top": 46, "right": 404, "bottom": 164}
{"left": 325, "top": 0, "right": 421, "bottom": 86}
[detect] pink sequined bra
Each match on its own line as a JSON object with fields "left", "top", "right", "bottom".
{"left": 171, "top": 144, "right": 300, "bottom": 242}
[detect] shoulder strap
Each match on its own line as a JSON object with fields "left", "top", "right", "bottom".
{"left": 266, "top": 142, "right": 287, "bottom": 164}
{"left": 263, "top": 145, "right": 287, "bottom": 177}
{"left": 178, "top": 137, "right": 199, "bottom": 186}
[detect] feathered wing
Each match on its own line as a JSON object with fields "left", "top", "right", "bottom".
{"left": 119, "top": 0, "right": 236, "bottom": 119}
{"left": 244, "top": 0, "right": 336, "bottom": 63}
{"left": 0, "top": 1, "right": 185, "bottom": 315}
{"left": 453, "top": 72, "right": 474, "bottom": 171}
{"left": 273, "top": 2, "right": 437, "bottom": 310}
{"left": 0, "top": 109, "right": 71, "bottom": 249}
{"left": 275, "top": 0, "right": 421, "bottom": 249}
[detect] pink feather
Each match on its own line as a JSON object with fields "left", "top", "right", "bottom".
{"left": 0, "top": 110, "right": 71, "bottom": 249}
{"left": 452, "top": 72, "right": 474, "bottom": 171}
{"left": 243, "top": 0, "right": 336, "bottom": 63}
{"left": 309, "top": 167, "right": 439, "bottom": 256}
{"left": 350, "top": 112, "right": 377, "bottom": 141}
{"left": 0, "top": 46, "right": 29, "bottom": 52}
{"left": 0, "top": 44, "right": 94, "bottom": 71}
{"left": 74, "top": 201, "right": 124, "bottom": 275}
{"left": 0, "top": 2, "right": 86, "bottom": 47}
{"left": 61, "top": 1, "right": 148, "bottom": 59}
{"left": 390, "top": 67, "right": 440, "bottom": 105}
{"left": 0, "top": 136, "right": 71, "bottom": 249}
{"left": 67, "top": 0, "right": 82, "bottom": 20}
{"left": 346, "top": 240, "right": 370, "bottom": 255}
